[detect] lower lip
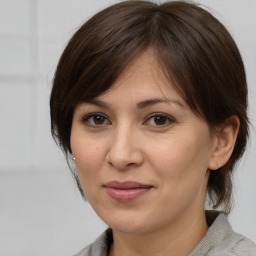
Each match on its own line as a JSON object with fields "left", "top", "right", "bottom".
{"left": 105, "top": 187, "right": 152, "bottom": 202}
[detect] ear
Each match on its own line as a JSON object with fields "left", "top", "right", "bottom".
{"left": 208, "top": 116, "right": 240, "bottom": 170}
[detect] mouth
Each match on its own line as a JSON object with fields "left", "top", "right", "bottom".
{"left": 103, "top": 181, "right": 153, "bottom": 202}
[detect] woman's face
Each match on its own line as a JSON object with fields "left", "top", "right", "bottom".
{"left": 70, "top": 50, "right": 218, "bottom": 234}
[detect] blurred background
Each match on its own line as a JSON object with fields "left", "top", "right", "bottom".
{"left": 0, "top": 0, "right": 255, "bottom": 255}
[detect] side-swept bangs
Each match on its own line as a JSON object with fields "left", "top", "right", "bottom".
{"left": 50, "top": 1, "right": 248, "bottom": 211}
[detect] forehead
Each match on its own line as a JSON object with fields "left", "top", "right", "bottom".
{"left": 97, "top": 49, "right": 185, "bottom": 106}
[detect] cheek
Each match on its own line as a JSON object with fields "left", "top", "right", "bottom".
{"left": 74, "top": 144, "right": 102, "bottom": 173}
{"left": 149, "top": 139, "right": 210, "bottom": 210}
{"left": 148, "top": 133, "right": 212, "bottom": 186}
{"left": 70, "top": 133, "right": 105, "bottom": 185}
{"left": 72, "top": 142, "right": 104, "bottom": 202}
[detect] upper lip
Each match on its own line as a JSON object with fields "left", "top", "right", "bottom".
{"left": 103, "top": 181, "right": 153, "bottom": 189}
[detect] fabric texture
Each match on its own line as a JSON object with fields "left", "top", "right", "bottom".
{"left": 73, "top": 211, "right": 256, "bottom": 256}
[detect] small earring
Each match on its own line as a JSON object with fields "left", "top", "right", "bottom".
{"left": 72, "top": 156, "right": 76, "bottom": 161}
{"left": 217, "top": 162, "right": 220, "bottom": 169}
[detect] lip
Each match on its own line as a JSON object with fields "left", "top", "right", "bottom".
{"left": 103, "top": 181, "right": 153, "bottom": 202}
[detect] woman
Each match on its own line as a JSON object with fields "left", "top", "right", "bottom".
{"left": 50, "top": 1, "right": 256, "bottom": 255}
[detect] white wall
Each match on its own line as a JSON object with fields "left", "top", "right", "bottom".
{"left": 0, "top": 0, "right": 255, "bottom": 255}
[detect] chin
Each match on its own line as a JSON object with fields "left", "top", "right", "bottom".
{"left": 110, "top": 222, "right": 148, "bottom": 235}
{"left": 103, "top": 213, "right": 155, "bottom": 235}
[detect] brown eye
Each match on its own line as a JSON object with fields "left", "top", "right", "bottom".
{"left": 82, "top": 113, "right": 110, "bottom": 127}
{"left": 93, "top": 115, "right": 106, "bottom": 125}
{"left": 145, "top": 114, "right": 175, "bottom": 127}
{"left": 154, "top": 116, "right": 167, "bottom": 125}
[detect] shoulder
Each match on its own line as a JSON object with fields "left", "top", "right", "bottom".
{"left": 73, "top": 229, "right": 113, "bottom": 256}
{"left": 223, "top": 236, "right": 256, "bottom": 256}
{"left": 209, "top": 212, "right": 256, "bottom": 256}
{"left": 190, "top": 211, "right": 256, "bottom": 256}
{"left": 73, "top": 243, "right": 92, "bottom": 256}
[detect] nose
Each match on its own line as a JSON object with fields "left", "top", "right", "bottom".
{"left": 106, "top": 125, "right": 144, "bottom": 170}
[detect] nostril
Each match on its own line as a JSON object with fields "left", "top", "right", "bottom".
{"left": 106, "top": 150, "right": 144, "bottom": 170}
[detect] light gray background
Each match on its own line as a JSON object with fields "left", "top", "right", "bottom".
{"left": 0, "top": 0, "right": 255, "bottom": 255}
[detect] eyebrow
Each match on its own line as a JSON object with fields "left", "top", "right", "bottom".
{"left": 136, "top": 98, "right": 184, "bottom": 109}
{"left": 87, "top": 99, "right": 110, "bottom": 108}
{"left": 86, "top": 98, "right": 184, "bottom": 109}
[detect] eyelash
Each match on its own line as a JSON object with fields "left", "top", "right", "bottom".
{"left": 81, "top": 112, "right": 175, "bottom": 128}
{"left": 81, "top": 112, "right": 110, "bottom": 127}
{"left": 144, "top": 113, "right": 175, "bottom": 127}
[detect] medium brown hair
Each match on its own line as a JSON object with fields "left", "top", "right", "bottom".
{"left": 50, "top": 0, "right": 249, "bottom": 211}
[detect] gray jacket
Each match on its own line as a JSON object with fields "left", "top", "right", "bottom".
{"left": 74, "top": 211, "right": 256, "bottom": 256}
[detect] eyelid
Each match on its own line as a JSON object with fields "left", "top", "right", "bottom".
{"left": 81, "top": 112, "right": 111, "bottom": 127}
{"left": 80, "top": 112, "right": 175, "bottom": 128}
{"left": 143, "top": 113, "right": 176, "bottom": 126}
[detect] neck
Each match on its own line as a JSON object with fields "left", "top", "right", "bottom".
{"left": 109, "top": 210, "right": 208, "bottom": 256}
